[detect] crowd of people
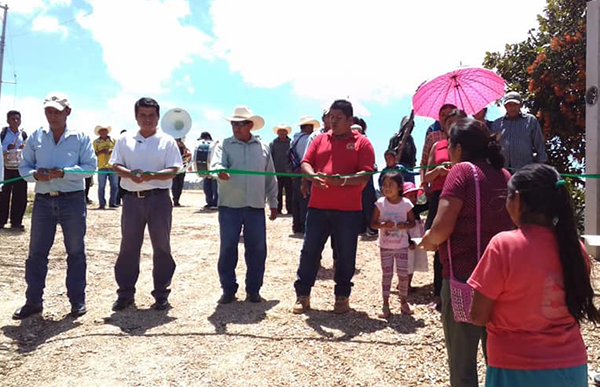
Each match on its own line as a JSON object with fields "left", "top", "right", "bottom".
{"left": 1, "top": 90, "right": 599, "bottom": 387}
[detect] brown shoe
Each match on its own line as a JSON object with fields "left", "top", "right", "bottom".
{"left": 333, "top": 296, "right": 350, "bottom": 314}
{"left": 293, "top": 296, "right": 310, "bottom": 314}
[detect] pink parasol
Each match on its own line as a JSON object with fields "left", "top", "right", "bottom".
{"left": 412, "top": 67, "right": 505, "bottom": 120}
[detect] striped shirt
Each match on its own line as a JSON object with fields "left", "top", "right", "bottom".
{"left": 420, "top": 122, "right": 447, "bottom": 170}
{"left": 490, "top": 113, "right": 547, "bottom": 170}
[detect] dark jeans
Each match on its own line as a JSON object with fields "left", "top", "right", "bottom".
{"left": 172, "top": 173, "right": 185, "bottom": 204}
{"left": 0, "top": 168, "right": 27, "bottom": 226}
{"left": 25, "top": 191, "right": 87, "bottom": 305}
{"left": 97, "top": 168, "right": 118, "bottom": 207}
{"left": 114, "top": 190, "right": 176, "bottom": 300}
{"left": 291, "top": 178, "right": 309, "bottom": 233}
{"left": 426, "top": 190, "right": 442, "bottom": 297}
{"left": 277, "top": 176, "right": 293, "bottom": 213}
{"left": 218, "top": 206, "right": 267, "bottom": 295}
{"left": 203, "top": 178, "right": 218, "bottom": 207}
{"left": 360, "top": 177, "right": 377, "bottom": 233}
{"left": 441, "top": 280, "right": 487, "bottom": 387}
{"left": 294, "top": 208, "right": 361, "bottom": 297}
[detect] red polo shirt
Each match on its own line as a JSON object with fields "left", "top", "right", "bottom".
{"left": 302, "top": 130, "right": 375, "bottom": 211}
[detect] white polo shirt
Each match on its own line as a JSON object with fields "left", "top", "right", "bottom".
{"left": 110, "top": 129, "right": 182, "bottom": 192}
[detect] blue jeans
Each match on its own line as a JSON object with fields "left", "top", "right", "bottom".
{"left": 218, "top": 206, "right": 267, "bottom": 295}
{"left": 25, "top": 191, "right": 87, "bottom": 305}
{"left": 294, "top": 208, "right": 362, "bottom": 297}
{"left": 97, "top": 168, "right": 118, "bottom": 207}
{"left": 203, "top": 178, "right": 218, "bottom": 207}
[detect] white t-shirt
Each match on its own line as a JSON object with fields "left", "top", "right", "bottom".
{"left": 110, "top": 129, "right": 183, "bottom": 192}
{"left": 375, "top": 196, "right": 414, "bottom": 249}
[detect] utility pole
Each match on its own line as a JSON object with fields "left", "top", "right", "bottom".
{"left": 585, "top": 0, "right": 600, "bottom": 258}
{"left": 0, "top": 3, "right": 7, "bottom": 104}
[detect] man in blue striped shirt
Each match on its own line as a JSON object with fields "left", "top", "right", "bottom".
{"left": 13, "top": 92, "right": 96, "bottom": 320}
{"left": 491, "top": 91, "right": 547, "bottom": 170}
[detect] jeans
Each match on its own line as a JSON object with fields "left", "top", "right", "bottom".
{"left": 172, "top": 173, "right": 185, "bottom": 204}
{"left": 360, "top": 177, "right": 377, "bottom": 233}
{"left": 218, "top": 206, "right": 267, "bottom": 295}
{"left": 0, "top": 168, "right": 28, "bottom": 226}
{"left": 203, "top": 178, "right": 218, "bottom": 207}
{"left": 97, "top": 168, "right": 118, "bottom": 207}
{"left": 114, "top": 190, "right": 176, "bottom": 300}
{"left": 25, "top": 191, "right": 87, "bottom": 305}
{"left": 291, "top": 178, "right": 309, "bottom": 233}
{"left": 277, "top": 176, "right": 293, "bottom": 213}
{"left": 294, "top": 208, "right": 362, "bottom": 297}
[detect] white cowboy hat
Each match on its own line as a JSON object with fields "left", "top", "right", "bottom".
{"left": 94, "top": 125, "right": 112, "bottom": 136}
{"left": 296, "top": 116, "right": 321, "bottom": 130}
{"left": 273, "top": 123, "right": 291, "bottom": 135}
{"left": 225, "top": 105, "right": 265, "bottom": 131}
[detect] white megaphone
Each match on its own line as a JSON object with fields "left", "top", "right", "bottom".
{"left": 161, "top": 108, "right": 192, "bottom": 139}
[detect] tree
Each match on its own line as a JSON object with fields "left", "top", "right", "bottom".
{"left": 483, "top": 0, "right": 587, "bottom": 175}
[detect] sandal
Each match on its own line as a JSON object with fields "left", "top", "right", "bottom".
{"left": 401, "top": 301, "right": 414, "bottom": 315}
{"left": 378, "top": 305, "right": 391, "bottom": 319}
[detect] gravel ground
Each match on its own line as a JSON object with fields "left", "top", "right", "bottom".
{"left": 0, "top": 190, "right": 598, "bottom": 387}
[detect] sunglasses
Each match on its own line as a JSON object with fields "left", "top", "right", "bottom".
{"left": 231, "top": 120, "right": 252, "bottom": 127}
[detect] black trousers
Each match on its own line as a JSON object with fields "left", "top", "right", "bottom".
{"left": 277, "top": 176, "right": 293, "bottom": 213}
{"left": 172, "top": 173, "right": 185, "bottom": 204}
{"left": 291, "top": 178, "right": 309, "bottom": 233}
{"left": 0, "top": 168, "right": 28, "bottom": 226}
{"left": 425, "top": 190, "right": 443, "bottom": 297}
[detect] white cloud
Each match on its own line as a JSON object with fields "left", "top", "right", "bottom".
{"left": 7, "top": 0, "right": 71, "bottom": 15}
{"left": 77, "top": 0, "right": 213, "bottom": 95}
{"left": 31, "top": 15, "right": 68, "bottom": 36}
{"left": 209, "top": 0, "right": 548, "bottom": 103}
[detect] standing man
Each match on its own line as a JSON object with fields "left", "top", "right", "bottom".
{"left": 110, "top": 97, "right": 182, "bottom": 311}
{"left": 211, "top": 106, "right": 278, "bottom": 304}
{"left": 197, "top": 131, "right": 218, "bottom": 208}
{"left": 290, "top": 116, "right": 319, "bottom": 234}
{"left": 491, "top": 91, "right": 547, "bottom": 170}
{"left": 93, "top": 125, "right": 118, "bottom": 209}
{"left": 171, "top": 137, "right": 191, "bottom": 207}
{"left": 1, "top": 110, "right": 28, "bottom": 230}
{"left": 13, "top": 92, "right": 96, "bottom": 319}
{"left": 293, "top": 100, "right": 375, "bottom": 314}
{"left": 270, "top": 124, "right": 293, "bottom": 215}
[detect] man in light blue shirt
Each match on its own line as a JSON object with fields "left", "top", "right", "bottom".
{"left": 211, "top": 105, "right": 278, "bottom": 304}
{"left": 13, "top": 92, "right": 96, "bottom": 320}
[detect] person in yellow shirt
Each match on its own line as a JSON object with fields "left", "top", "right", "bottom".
{"left": 93, "top": 125, "right": 118, "bottom": 209}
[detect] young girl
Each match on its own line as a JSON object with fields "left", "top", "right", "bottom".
{"left": 371, "top": 172, "right": 415, "bottom": 318}
{"left": 468, "top": 164, "right": 600, "bottom": 387}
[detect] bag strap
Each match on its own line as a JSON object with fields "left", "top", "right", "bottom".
{"left": 447, "top": 162, "right": 481, "bottom": 281}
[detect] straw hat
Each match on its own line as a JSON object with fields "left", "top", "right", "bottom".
{"left": 225, "top": 106, "right": 265, "bottom": 131}
{"left": 94, "top": 125, "right": 112, "bottom": 136}
{"left": 296, "top": 116, "right": 321, "bottom": 130}
{"left": 273, "top": 123, "right": 292, "bottom": 135}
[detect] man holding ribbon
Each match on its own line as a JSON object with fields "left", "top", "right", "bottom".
{"left": 293, "top": 99, "right": 375, "bottom": 314}
{"left": 211, "top": 105, "right": 278, "bottom": 304}
{"left": 110, "top": 97, "right": 182, "bottom": 312}
{"left": 13, "top": 92, "right": 96, "bottom": 319}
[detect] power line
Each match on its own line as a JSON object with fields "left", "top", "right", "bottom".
{"left": 9, "top": 10, "right": 93, "bottom": 38}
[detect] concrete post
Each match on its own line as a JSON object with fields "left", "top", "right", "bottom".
{"left": 585, "top": 0, "right": 600, "bottom": 258}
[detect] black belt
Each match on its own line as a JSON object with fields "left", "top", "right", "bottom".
{"left": 36, "top": 190, "right": 84, "bottom": 198}
{"left": 124, "top": 188, "right": 168, "bottom": 198}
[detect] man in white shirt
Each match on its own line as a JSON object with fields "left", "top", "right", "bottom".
{"left": 110, "top": 97, "right": 182, "bottom": 311}
{"left": 1, "top": 110, "right": 28, "bottom": 230}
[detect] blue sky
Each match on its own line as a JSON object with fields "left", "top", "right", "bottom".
{"left": 2, "top": 0, "right": 547, "bottom": 171}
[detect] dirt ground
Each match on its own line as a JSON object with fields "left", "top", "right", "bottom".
{"left": 0, "top": 190, "right": 599, "bottom": 387}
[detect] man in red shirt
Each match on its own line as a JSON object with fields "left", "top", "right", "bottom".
{"left": 293, "top": 100, "right": 375, "bottom": 314}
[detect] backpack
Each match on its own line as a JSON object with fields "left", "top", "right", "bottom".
{"left": 287, "top": 133, "right": 308, "bottom": 172}
{"left": 194, "top": 140, "right": 212, "bottom": 172}
{"left": 1, "top": 127, "right": 27, "bottom": 144}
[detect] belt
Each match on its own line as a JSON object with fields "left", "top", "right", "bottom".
{"left": 36, "top": 190, "right": 84, "bottom": 198}
{"left": 124, "top": 188, "right": 169, "bottom": 198}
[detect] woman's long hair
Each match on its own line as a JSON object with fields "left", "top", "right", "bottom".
{"left": 509, "top": 164, "right": 600, "bottom": 324}
{"left": 448, "top": 119, "right": 505, "bottom": 169}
